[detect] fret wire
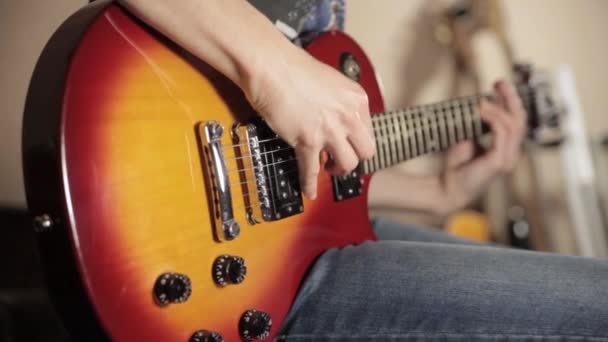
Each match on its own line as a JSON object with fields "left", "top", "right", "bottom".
{"left": 416, "top": 108, "right": 426, "bottom": 157}
{"left": 363, "top": 89, "right": 537, "bottom": 173}
{"left": 416, "top": 109, "right": 426, "bottom": 157}
{"left": 380, "top": 113, "right": 389, "bottom": 169}
{"left": 371, "top": 116, "right": 381, "bottom": 172}
{"left": 472, "top": 96, "right": 483, "bottom": 138}
{"left": 431, "top": 104, "right": 441, "bottom": 152}
{"left": 455, "top": 100, "right": 464, "bottom": 142}
{"left": 452, "top": 101, "right": 462, "bottom": 144}
{"left": 408, "top": 108, "right": 419, "bottom": 158}
{"left": 362, "top": 149, "right": 370, "bottom": 174}
{"left": 411, "top": 109, "right": 420, "bottom": 157}
{"left": 392, "top": 112, "right": 402, "bottom": 164}
{"left": 377, "top": 114, "right": 387, "bottom": 169}
{"left": 420, "top": 108, "right": 430, "bottom": 155}
{"left": 383, "top": 111, "right": 395, "bottom": 167}
{"left": 424, "top": 107, "right": 435, "bottom": 153}
{"left": 445, "top": 104, "right": 456, "bottom": 146}
{"left": 386, "top": 111, "right": 399, "bottom": 165}
{"left": 459, "top": 99, "right": 473, "bottom": 140}
{"left": 429, "top": 104, "right": 440, "bottom": 152}
{"left": 452, "top": 100, "right": 464, "bottom": 142}
{"left": 410, "top": 109, "right": 419, "bottom": 157}
{"left": 423, "top": 106, "right": 433, "bottom": 153}
{"left": 399, "top": 109, "right": 411, "bottom": 161}
{"left": 462, "top": 98, "right": 472, "bottom": 141}
{"left": 436, "top": 102, "right": 448, "bottom": 150}
{"left": 391, "top": 111, "right": 404, "bottom": 163}
{"left": 372, "top": 116, "right": 381, "bottom": 171}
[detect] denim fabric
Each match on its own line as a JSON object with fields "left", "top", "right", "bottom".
{"left": 277, "top": 218, "right": 608, "bottom": 341}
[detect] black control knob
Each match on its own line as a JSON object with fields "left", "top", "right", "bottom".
{"left": 212, "top": 255, "right": 247, "bottom": 286}
{"left": 239, "top": 309, "right": 272, "bottom": 340}
{"left": 190, "top": 330, "right": 223, "bottom": 342}
{"left": 154, "top": 272, "right": 192, "bottom": 305}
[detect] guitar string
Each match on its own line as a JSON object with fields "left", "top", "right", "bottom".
{"left": 206, "top": 90, "right": 538, "bottom": 211}
{"left": 218, "top": 91, "right": 534, "bottom": 178}
{"left": 218, "top": 90, "right": 535, "bottom": 154}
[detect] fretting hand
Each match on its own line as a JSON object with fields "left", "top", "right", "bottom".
{"left": 438, "top": 80, "right": 527, "bottom": 213}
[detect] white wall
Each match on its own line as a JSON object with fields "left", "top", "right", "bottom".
{"left": 0, "top": 0, "right": 86, "bottom": 207}
{"left": 1, "top": 0, "right": 608, "bottom": 209}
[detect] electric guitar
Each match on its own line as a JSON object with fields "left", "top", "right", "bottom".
{"left": 22, "top": 2, "right": 555, "bottom": 341}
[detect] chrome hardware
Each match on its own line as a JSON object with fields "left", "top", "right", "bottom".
{"left": 235, "top": 124, "right": 270, "bottom": 224}
{"left": 235, "top": 120, "right": 303, "bottom": 223}
{"left": 340, "top": 52, "right": 361, "bottom": 82}
{"left": 201, "top": 121, "right": 240, "bottom": 241}
{"left": 33, "top": 214, "right": 54, "bottom": 232}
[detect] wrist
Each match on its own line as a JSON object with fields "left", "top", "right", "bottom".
{"left": 237, "top": 36, "right": 298, "bottom": 107}
{"left": 435, "top": 174, "right": 468, "bottom": 218}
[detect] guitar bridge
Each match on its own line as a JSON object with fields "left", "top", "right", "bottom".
{"left": 200, "top": 121, "right": 240, "bottom": 242}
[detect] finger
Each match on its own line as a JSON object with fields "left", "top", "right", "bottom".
{"left": 325, "top": 136, "right": 360, "bottom": 176}
{"left": 492, "top": 80, "right": 507, "bottom": 108}
{"left": 446, "top": 141, "right": 475, "bottom": 169}
{"left": 483, "top": 98, "right": 523, "bottom": 168}
{"left": 495, "top": 80, "right": 526, "bottom": 127}
{"left": 481, "top": 100, "right": 514, "bottom": 138}
{"left": 347, "top": 88, "right": 375, "bottom": 160}
{"left": 479, "top": 102, "right": 510, "bottom": 173}
{"left": 346, "top": 114, "right": 376, "bottom": 161}
{"left": 295, "top": 144, "right": 321, "bottom": 200}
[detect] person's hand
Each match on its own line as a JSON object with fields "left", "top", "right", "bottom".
{"left": 439, "top": 80, "right": 527, "bottom": 214}
{"left": 244, "top": 46, "right": 375, "bottom": 200}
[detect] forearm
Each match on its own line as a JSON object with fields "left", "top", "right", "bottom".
{"left": 117, "top": 0, "right": 295, "bottom": 93}
{"left": 368, "top": 169, "right": 459, "bottom": 218}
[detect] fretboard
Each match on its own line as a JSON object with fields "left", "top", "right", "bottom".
{"left": 362, "top": 90, "right": 533, "bottom": 174}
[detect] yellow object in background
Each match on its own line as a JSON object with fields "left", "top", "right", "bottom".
{"left": 445, "top": 210, "right": 492, "bottom": 242}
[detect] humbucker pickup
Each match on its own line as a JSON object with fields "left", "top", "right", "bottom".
{"left": 234, "top": 120, "right": 303, "bottom": 224}
{"left": 331, "top": 167, "right": 363, "bottom": 202}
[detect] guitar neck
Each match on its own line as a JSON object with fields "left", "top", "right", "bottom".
{"left": 362, "top": 89, "right": 533, "bottom": 174}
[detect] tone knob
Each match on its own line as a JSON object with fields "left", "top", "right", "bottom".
{"left": 239, "top": 309, "right": 272, "bottom": 340}
{"left": 190, "top": 330, "right": 223, "bottom": 342}
{"left": 212, "top": 255, "right": 247, "bottom": 286}
{"left": 153, "top": 272, "right": 192, "bottom": 305}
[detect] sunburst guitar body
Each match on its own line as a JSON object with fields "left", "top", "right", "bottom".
{"left": 23, "top": 2, "right": 384, "bottom": 341}
{"left": 23, "top": 1, "right": 555, "bottom": 340}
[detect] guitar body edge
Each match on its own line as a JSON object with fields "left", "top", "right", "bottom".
{"left": 23, "top": 3, "right": 384, "bottom": 341}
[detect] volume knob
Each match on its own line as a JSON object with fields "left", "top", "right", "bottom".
{"left": 190, "top": 330, "right": 223, "bottom": 342}
{"left": 239, "top": 309, "right": 272, "bottom": 340}
{"left": 212, "top": 255, "right": 247, "bottom": 286}
{"left": 153, "top": 272, "right": 192, "bottom": 305}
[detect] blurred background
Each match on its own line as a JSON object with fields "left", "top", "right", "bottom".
{"left": 1, "top": 0, "right": 608, "bottom": 340}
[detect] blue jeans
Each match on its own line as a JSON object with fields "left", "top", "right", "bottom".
{"left": 278, "top": 218, "right": 608, "bottom": 341}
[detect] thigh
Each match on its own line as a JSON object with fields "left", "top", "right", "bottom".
{"left": 279, "top": 241, "right": 608, "bottom": 341}
{"left": 372, "top": 217, "right": 480, "bottom": 245}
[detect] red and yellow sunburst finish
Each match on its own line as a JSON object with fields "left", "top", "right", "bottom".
{"left": 57, "top": 5, "right": 384, "bottom": 341}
